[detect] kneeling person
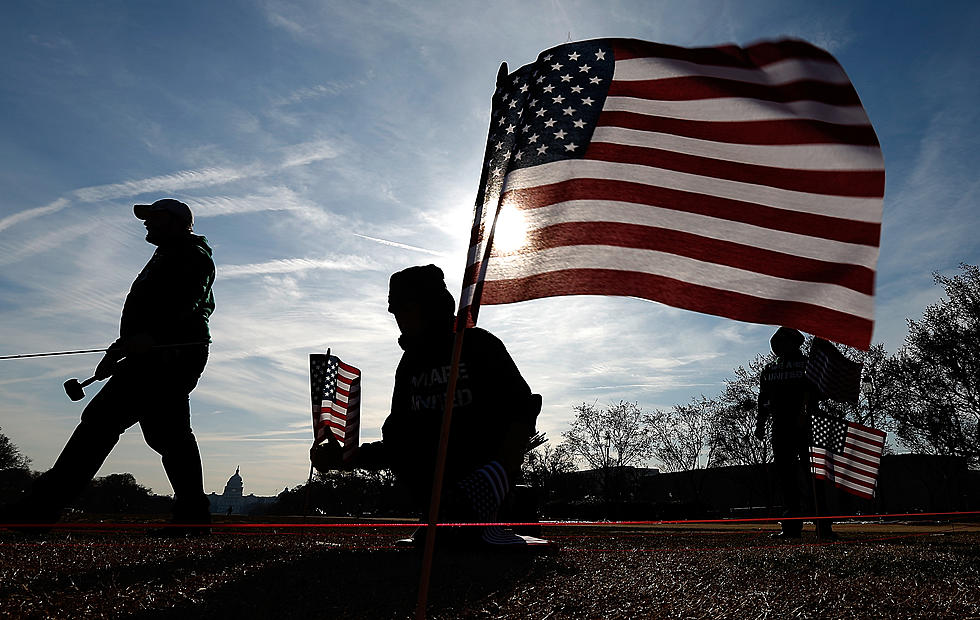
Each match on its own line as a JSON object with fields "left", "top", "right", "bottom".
{"left": 312, "top": 265, "right": 541, "bottom": 545}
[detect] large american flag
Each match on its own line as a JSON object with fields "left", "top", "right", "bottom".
{"left": 459, "top": 38, "right": 884, "bottom": 349}
{"left": 310, "top": 353, "right": 361, "bottom": 462}
{"left": 810, "top": 413, "right": 886, "bottom": 499}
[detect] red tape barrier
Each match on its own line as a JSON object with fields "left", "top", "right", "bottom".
{"left": 2, "top": 509, "right": 979, "bottom": 531}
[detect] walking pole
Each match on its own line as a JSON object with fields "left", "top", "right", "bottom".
{"left": 303, "top": 348, "right": 330, "bottom": 521}
{"left": 414, "top": 326, "right": 467, "bottom": 620}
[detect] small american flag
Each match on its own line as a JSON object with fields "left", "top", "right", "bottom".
{"left": 459, "top": 38, "right": 883, "bottom": 350}
{"left": 810, "top": 413, "right": 885, "bottom": 499}
{"left": 310, "top": 353, "right": 361, "bottom": 462}
{"left": 806, "top": 337, "right": 862, "bottom": 403}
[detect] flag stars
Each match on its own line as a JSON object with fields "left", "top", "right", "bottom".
{"left": 552, "top": 94, "right": 565, "bottom": 104}
{"left": 562, "top": 106, "right": 576, "bottom": 116}
{"left": 560, "top": 74, "right": 572, "bottom": 83}
{"left": 579, "top": 64, "right": 591, "bottom": 73}
{"left": 564, "top": 143, "right": 579, "bottom": 152}
{"left": 568, "top": 51, "right": 580, "bottom": 61}
{"left": 495, "top": 141, "right": 504, "bottom": 150}
{"left": 535, "top": 108, "right": 546, "bottom": 117}
{"left": 536, "top": 75, "right": 545, "bottom": 84}
{"left": 573, "top": 119, "right": 586, "bottom": 129}
{"left": 508, "top": 99, "right": 519, "bottom": 109}
{"left": 543, "top": 118, "right": 557, "bottom": 128}
{"left": 595, "top": 49, "right": 606, "bottom": 60}
{"left": 519, "top": 83, "right": 529, "bottom": 93}
{"left": 505, "top": 124, "right": 516, "bottom": 134}
{"left": 589, "top": 76, "right": 602, "bottom": 84}
{"left": 550, "top": 62, "right": 563, "bottom": 71}
{"left": 529, "top": 99, "right": 538, "bottom": 107}
{"left": 542, "top": 84, "right": 555, "bottom": 93}
{"left": 528, "top": 133, "right": 539, "bottom": 143}
{"left": 497, "top": 117, "right": 506, "bottom": 126}
{"left": 554, "top": 129, "right": 567, "bottom": 140}
{"left": 571, "top": 85, "right": 583, "bottom": 94}
{"left": 543, "top": 54, "right": 553, "bottom": 61}
{"left": 536, "top": 144, "right": 549, "bottom": 155}
{"left": 514, "top": 151, "right": 523, "bottom": 161}
{"left": 581, "top": 97, "right": 594, "bottom": 106}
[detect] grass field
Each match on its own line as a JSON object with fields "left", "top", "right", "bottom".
{"left": 2, "top": 518, "right": 978, "bottom": 618}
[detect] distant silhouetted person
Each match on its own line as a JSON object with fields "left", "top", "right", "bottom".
{"left": 755, "top": 327, "right": 833, "bottom": 539}
{"left": 311, "top": 264, "right": 543, "bottom": 546}
{"left": 6, "top": 199, "right": 215, "bottom": 533}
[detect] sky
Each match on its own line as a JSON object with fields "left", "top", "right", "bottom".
{"left": 1, "top": 1, "right": 978, "bottom": 497}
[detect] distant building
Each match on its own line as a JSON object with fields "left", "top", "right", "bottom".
{"left": 207, "top": 467, "right": 277, "bottom": 515}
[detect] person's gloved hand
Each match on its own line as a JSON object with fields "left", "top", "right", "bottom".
{"left": 310, "top": 434, "right": 346, "bottom": 472}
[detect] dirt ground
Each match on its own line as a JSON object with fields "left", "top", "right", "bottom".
{"left": 1, "top": 519, "right": 978, "bottom": 619}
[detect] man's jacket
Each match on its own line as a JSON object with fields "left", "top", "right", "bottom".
{"left": 119, "top": 233, "right": 215, "bottom": 346}
{"left": 364, "top": 326, "right": 533, "bottom": 500}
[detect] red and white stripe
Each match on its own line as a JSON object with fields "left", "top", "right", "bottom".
{"left": 316, "top": 360, "right": 361, "bottom": 461}
{"left": 461, "top": 39, "right": 883, "bottom": 349}
{"left": 811, "top": 421, "right": 886, "bottom": 499}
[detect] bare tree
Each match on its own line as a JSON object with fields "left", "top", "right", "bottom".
{"left": 562, "top": 401, "right": 652, "bottom": 470}
{"left": 888, "top": 264, "right": 980, "bottom": 465}
{"left": 644, "top": 395, "right": 720, "bottom": 473}
{"left": 0, "top": 428, "right": 30, "bottom": 471}
{"left": 521, "top": 441, "right": 576, "bottom": 500}
{"left": 563, "top": 401, "right": 652, "bottom": 502}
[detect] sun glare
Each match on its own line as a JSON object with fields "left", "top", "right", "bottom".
{"left": 492, "top": 201, "right": 529, "bottom": 253}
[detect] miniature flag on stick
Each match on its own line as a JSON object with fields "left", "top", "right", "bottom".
{"left": 310, "top": 353, "right": 361, "bottom": 462}
{"left": 459, "top": 38, "right": 884, "bottom": 350}
{"left": 810, "top": 413, "right": 885, "bottom": 499}
{"left": 807, "top": 337, "right": 862, "bottom": 403}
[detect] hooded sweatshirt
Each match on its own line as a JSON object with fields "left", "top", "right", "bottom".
{"left": 375, "top": 325, "right": 533, "bottom": 503}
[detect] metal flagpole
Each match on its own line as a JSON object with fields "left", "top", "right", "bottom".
{"left": 303, "top": 348, "right": 330, "bottom": 521}
{"left": 414, "top": 327, "right": 467, "bottom": 620}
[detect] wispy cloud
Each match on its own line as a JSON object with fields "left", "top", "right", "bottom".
{"left": 218, "top": 254, "right": 382, "bottom": 278}
{"left": 72, "top": 167, "right": 258, "bottom": 203}
{"left": 0, "top": 140, "right": 340, "bottom": 233}
{"left": 0, "top": 199, "right": 70, "bottom": 233}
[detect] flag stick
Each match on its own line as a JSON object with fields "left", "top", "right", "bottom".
{"left": 303, "top": 347, "right": 330, "bottom": 521}
{"left": 414, "top": 326, "right": 467, "bottom": 620}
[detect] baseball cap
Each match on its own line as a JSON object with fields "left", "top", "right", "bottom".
{"left": 134, "top": 198, "right": 193, "bottom": 228}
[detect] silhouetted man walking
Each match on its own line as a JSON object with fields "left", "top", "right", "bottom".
{"left": 755, "top": 327, "right": 833, "bottom": 539}
{"left": 10, "top": 198, "right": 215, "bottom": 531}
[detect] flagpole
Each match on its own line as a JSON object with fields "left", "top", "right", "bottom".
{"left": 414, "top": 327, "right": 466, "bottom": 620}
{"left": 415, "top": 60, "right": 509, "bottom": 619}
{"left": 303, "top": 347, "right": 330, "bottom": 521}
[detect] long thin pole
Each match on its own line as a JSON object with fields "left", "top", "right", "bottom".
{"left": 414, "top": 326, "right": 467, "bottom": 620}
{"left": 0, "top": 341, "right": 213, "bottom": 361}
{"left": 303, "top": 348, "right": 330, "bottom": 521}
